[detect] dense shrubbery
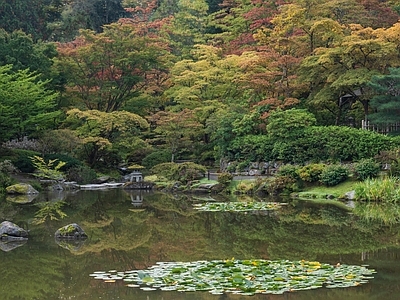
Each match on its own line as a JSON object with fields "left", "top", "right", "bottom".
{"left": 228, "top": 135, "right": 274, "bottom": 162}
{"left": 225, "top": 125, "right": 400, "bottom": 164}
{"left": 44, "top": 153, "right": 82, "bottom": 171}
{"left": 235, "top": 181, "right": 257, "bottom": 194}
{"left": 142, "top": 150, "right": 172, "bottom": 169}
{"left": 319, "top": 164, "right": 350, "bottom": 186}
{"left": 151, "top": 162, "right": 207, "bottom": 184}
{"left": 66, "top": 165, "right": 97, "bottom": 184}
{"left": 0, "top": 160, "right": 17, "bottom": 193}
{"left": 217, "top": 172, "right": 233, "bottom": 186}
{"left": 354, "top": 159, "right": 381, "bottom": 180}
{"left": 297, "top": 164, "right": 326, "bottom": 183}
{"left": 10, "top": 149, "right": 40, "bottom": 173}
{"left": 265, "top": 175, "right": 298, "bottom": 195}
{"left": 277, "top": 164, "right": 301, "bottom": 180}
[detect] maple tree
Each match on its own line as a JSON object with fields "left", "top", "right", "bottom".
{"left": 55, "top": 23, "right": 172, "bottom": 112}
{"left": 64, "top": 108, "right": 149, "bottom": 166}
{"left": 300, "top": 23, "right": 400, "bottom": 125}
{"left": 148, "top": 109, "right": 202, "bottom": 162}
{"left": 163, "top": 0, "right": 209, "bottom": 58}
{"left": 165, "top": 44, "right": 248, "bottom": 109}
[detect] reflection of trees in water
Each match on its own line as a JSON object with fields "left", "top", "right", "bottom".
{"left": 3, "top": 190, "right": 400, "bottom": 300}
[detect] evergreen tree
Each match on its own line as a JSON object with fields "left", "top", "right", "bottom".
{"left": 369, "top": 68, "right": 400, "bottom": 124}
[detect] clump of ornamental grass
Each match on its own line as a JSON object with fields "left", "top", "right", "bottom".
{"left": 235, "top": 180, "right": 257, "bottom": 194}
{"left": 354, "top": 177, "right": 400, "bottom": 202}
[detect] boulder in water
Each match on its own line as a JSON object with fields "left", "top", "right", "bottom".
{"left": 55, "top": 223, "right": 87, "bottom": 239}
{"left": 6, "top": 183, "right": 39, "bottom": 195}
{"left": 0, "top": 221, "right": 29, "bottom": 239}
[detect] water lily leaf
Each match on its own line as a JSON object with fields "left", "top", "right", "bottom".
{"left": 140, "top": 287, "right": 157, "bottom": 291}
{"left": 90, "top": 259, "right": 376, "bottom": 296}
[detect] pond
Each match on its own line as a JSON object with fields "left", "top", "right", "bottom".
{"left": 1, "top": 188, "right": 400, "bottom": 299}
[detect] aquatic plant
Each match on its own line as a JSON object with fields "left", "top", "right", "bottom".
{"left": 192, "top": 201, "right": 285, "bottom": 212}
{"left": 90, "top": 259, "right": 376, "bottom": 296}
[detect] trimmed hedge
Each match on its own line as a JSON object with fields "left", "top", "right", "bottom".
{"left": 224, "top": 126, "right": 400, "bottom": 164}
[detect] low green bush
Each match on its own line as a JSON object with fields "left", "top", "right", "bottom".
{"left": 319, "top": 164, "right": 349, "bottom": 186}
{"left": 67, "top": 165, "right": 97, "bottom": 184}
{"left": 0, "top": 172, "right": 15, "bottom": 193}
{"left": 354, "top": 158, "right": 381, "bottom": 181}
{"left": 11, "top": 149, "right": 40, "bottom": 173}
{"left": 217, "top": 172, "right": 233, "bottom": 186}
{"left": 297, "top": 164, "right": 326, "bottom": 183}
{"left": 277, "top": 164, "right": 301, "bottom": 180}
{"left": 265, "top": 175, "right": 298, "bottom": 195}
{"left": 142, "top": 150, "right": 172, "bottom": 169}
{"left": 151, "top": 162, "right": 207, "bottom": 184}
{"left": 235, "top": 181, "right": 256, "bottom": 194}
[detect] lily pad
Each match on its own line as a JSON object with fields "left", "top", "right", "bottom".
{"left": 193, "top": 202, "right": 286, "bottom": 212}
{"left": 90, "top": 259, "right": 376, "bottom": 296}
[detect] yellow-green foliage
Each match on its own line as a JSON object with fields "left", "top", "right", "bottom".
{"left": 31, "top": 155, "right": 66, "bottom": 181}
{"left": 151, "top": 162, "right": 207, "bottom": 184}
{"left": 217, "top": 172, "right": 233, "bottom": 186}
{"left": 235, "top": 181, "right": 256, "bottom": 194}
{"left": 297, "top": 164, "right": 326, "bottom": 183}
{"left": 355, "top": 177, "right": 400, "bottom": 202}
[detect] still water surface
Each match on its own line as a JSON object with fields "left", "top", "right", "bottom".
{"left": 0, "top": 189, "right": 400, "bottom": 300}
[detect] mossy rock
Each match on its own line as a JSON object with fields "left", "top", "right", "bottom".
{"left": 6, "top": 194, "right": 38, "bottom": 204}
{"left": 55, "top": 223, "right": 87, "bottom": 239}
{"left": 6, "top": 183, "right": 39, "bottom": 195}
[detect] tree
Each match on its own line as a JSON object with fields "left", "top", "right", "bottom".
{"left": 0, "top": 0, "right": 64, "bottom": 41}
{"left": 299, "top": 23, "right": 399, "bottom": 125}
{"left": 163, "top": 0, "right": 209, "bottom": 58}
{"left": 0, "top": 29, "right": 60, "bottom": 88}
{"left": 208, "top": 0, "right": 270, "bottom": 54}
{"left": 64, "top": 109, "right": 149, "bottom": 167}
{"left": 50, "top": 0, "right": 130, "bottom": 41}
{"left": 368, "top": 68, "right": 400, "bottom": 125}
{"left": 266, "top": 108, "right": 316, "bottom": 140}
{"left": 165, "top": 44, "right": 248, "bottom": 109}
{"left": 148, "top": 109, "right": 202, "bottom": 162}
{"left": 55, "top": 23, "right": 172, "bottom": 112}
{"left": 0, "top": 65, "right": 60, "bottom": 143}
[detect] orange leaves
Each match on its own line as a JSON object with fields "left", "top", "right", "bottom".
{"left": 253, "top": 97, "right": 300, "bottom": 119}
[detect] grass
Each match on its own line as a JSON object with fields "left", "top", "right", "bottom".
{"left": 296, "top": 180, "right": 359, "bottom": 200}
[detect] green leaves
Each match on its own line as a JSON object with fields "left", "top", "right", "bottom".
{"left": 91, "top": 259, "right": 376, "bottom": 296}
{"left": 33, "top": 201, "right": 67, "bottom": 225}
{"left": 0, "top": 65, "right": 59, "bottom": 143}
{"left": 193, "top": 202, "right": 284, "bottom": 212}
{"left": 31, "top": 155, "right": 66, "bottom": 181}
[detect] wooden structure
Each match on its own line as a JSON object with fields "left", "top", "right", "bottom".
{"left": 362, "top": 120, "right": 400, "bottom": 135}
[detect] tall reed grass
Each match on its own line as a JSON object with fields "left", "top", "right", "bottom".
{"left": 354, "top": 177, "right": 400, "bottom": 202}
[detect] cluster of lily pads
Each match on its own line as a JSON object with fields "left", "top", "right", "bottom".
{"left": 90, "top": 259, "right": 376, "bottom": 296}
{"left": 192, "top": 201, "right": 285, "bottom": 212}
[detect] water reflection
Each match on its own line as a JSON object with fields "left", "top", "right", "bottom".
{"left": 0, "top": 239, "right": 27, "bottom": 252}
{"left": 0, "top": 189, "right": 399, "bottom": 299}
